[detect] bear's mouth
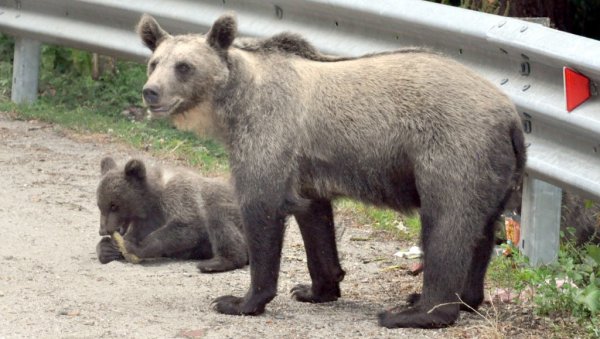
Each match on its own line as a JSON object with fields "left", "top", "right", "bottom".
{"left": 118, "top": 222, "right": 131, "bottom": 236}
{"left": 147, "top": 99, "right": 181, "bottom": 117}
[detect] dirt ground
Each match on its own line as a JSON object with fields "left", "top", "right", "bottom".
{"left": 0, "top": 112, "right": 546, "bottom": 338}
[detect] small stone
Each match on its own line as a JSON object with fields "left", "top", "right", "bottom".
{"left": 177, "top": 329, "right": 204, "bottom": 338}
{"left": 58, "top": 309, "right": 80, "bottom": 316}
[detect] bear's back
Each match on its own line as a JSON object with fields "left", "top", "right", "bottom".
{"left": 157, "top": 166, "right": 235, "bottom": 221}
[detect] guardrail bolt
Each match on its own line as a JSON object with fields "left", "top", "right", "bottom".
{"left": 520, "top": 62, "right": 530, "bottom": 76}
{"left": 523, "top": 120, "right": 532, "bottom": 133}
{"left": 274, "top": 5, "right": 283, "bottom": 20}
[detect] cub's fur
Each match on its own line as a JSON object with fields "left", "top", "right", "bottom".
{"left": 96, "top": 157, "right": 247, "bottom": 272}
{"left": 137, "top": 14, "right": 526, "bottom": 328}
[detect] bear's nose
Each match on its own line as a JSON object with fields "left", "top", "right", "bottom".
{"left": 142, "top": 86, "right": 160, "bottom": 105}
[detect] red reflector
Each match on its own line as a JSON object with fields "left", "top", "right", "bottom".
{"left": 563, "top": 67, "right": 591, "bottom": 112}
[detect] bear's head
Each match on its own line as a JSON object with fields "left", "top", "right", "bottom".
{"left": 136, "top": 13, "right": 236, "bottom": 119}
{"left": 96, "top": 157, "right": 151, "bottom": 236}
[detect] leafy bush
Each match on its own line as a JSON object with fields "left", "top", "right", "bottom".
{"left": 530, "top": 240, "right": 600, "bottom": 334}
{"left": 488, "top": 235, "right": 600, "bottom": 336}
{"left": 34, "top": 46, "right": 145, "bottom": 117}
{"left": 0, "top": 34, "right": 14, "bottom": 98}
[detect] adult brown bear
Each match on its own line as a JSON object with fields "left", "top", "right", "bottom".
{"left": 136, "top": 13, "right": 526, "bottom": 328}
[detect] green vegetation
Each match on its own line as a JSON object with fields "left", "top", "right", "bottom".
{"left": 486, "top": 235, "right": 600, "bottom": 336}
{"left": 355, "top": 205, "right": 400, "bottom": 234}
{"left": 335, "top": 199, "right": 421, "bottom": 241}
{"left": 0, "top": 35, "right": 227, "bottom": 173}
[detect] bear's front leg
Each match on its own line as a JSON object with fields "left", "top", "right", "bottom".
{"left": 96, "top": 237, "right": 124, "bottom": 264}
{"left": 212, "top": 200, "right": 286, "bottom": 315}
{"left": 123, "top": 220, "right": 199, "bottom": 259}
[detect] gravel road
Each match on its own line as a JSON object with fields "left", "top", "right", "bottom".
{"left": 0, "top": 113, "right": 541, "bottom": 338}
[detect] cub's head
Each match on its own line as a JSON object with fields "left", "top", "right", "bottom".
{"left": 96, "top": 157, "right": 150, "bottom": 236}
{"left": 136, "top": 13, "right": 237, "bottom": 119}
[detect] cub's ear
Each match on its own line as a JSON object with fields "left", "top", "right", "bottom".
{"left": 207, "top": 13, "right": 237, "bottom": 50}
{"left": 136, "top": 14, "right": 170, "bottom": 51}
{"left": 124, "top": 159, "right": 146, "bottom": 180}
{"left": 100, "top": 157, "right": 117, "bottom": 175}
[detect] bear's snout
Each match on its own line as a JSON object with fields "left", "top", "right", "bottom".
{"left": 142, "top": 86, "right": 160, "bottom": 105}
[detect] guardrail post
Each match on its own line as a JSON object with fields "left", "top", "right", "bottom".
{"left": 519, "top": 174, "right": 562, "bottom": 266}
{"left": 11, "top": 37, "right": 41, "bottom": 104}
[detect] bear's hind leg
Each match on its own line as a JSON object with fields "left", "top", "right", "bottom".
{"left": 379, "top": 199, "right": 472, "bottom": 328}
{"left": 459, "top": 220, "right": 496, "bottom": 311}
{"left": 197, "top": 257, "right": 239, "bottom": 273}
{"left": 405, "top": 219, "right": 495, "bottom": 313}
{"left": 291, "top": 199, "right": 345, "bottom": 303}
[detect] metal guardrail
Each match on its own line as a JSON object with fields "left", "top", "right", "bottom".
{"left": 1, "top": 0, "right": 599, "bottom": 265}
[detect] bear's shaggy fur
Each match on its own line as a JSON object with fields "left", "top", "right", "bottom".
{"left": 96, "top": 157, "right": 248, "bottom": 273}
{"left": 137, "top": 14, "right": 526, "bottom": 328}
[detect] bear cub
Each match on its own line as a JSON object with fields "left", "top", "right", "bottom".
{"left": 95, "top": 156, "right": 248, "bottom": 273}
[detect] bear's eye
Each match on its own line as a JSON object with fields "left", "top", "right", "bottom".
{"left": 175, "top": 62, "right": 192, "bottom": 75}
{"left": 149, "top": 60, "right": 158, "bottom": 73}
{"left": 110, "top": 203, "right": 119, "bottom": 212}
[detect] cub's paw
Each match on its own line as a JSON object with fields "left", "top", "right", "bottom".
{"left": 197, "top": 257, "right": 236, "bottom": 273}
{"left": 290, "top": 284, "right": 340, "bottom": 303}
{"left": 96, "top": 237, "right": 123, "bottom": 264}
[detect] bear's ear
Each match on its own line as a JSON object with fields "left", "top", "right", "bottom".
{"left": 124, "top": 159, "right": 146, "bottom": 180}
{"left": 136, "top": 14, "right": 170, "bottom": 51}
{"left": 206, "top": 13, "right": 237, "bottom": 50}
{"left": 100, "top": 157, "right": 117, "bottom": 175}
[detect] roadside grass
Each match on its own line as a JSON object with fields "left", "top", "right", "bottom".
{"left": 0, "top": 39, "right": 227, "bottom": 174}
{"left": 335, "top": 199, "right": 421, "bottom": 241}
{"left": 0, "top": 99, "right": 228, "bottom": 173}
